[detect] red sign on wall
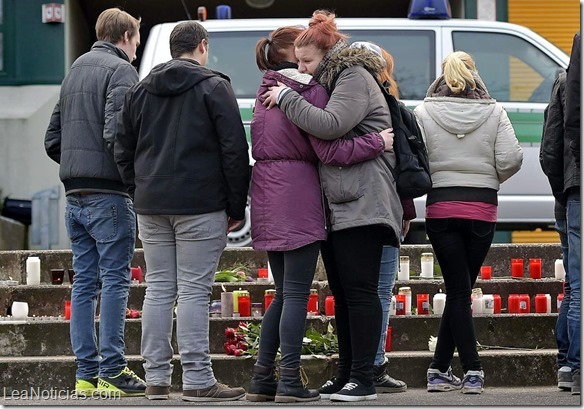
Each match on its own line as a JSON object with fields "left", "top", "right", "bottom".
{"left": 42, "top": 3, "right": 65, "bottom": 24}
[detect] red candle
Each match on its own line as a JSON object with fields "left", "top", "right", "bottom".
{"left": 264, "top": 290, "right": 275, "bottom": 312}
{"left": 480, "top": 266, "right": 492, "bottom": 280}
{"left": 130, "top": 266, "right": 143, "bottom": 282}
{"left": 518, "top": 294, "right": 530, "bottom": 313}
{"left": 535, "top": 294, "right": 547, "bottom": 313}
{"left": 557, "top": 293, "right": 564, "bottom": 312}
{"left": 511, "top": 259, "right": 524, "bottom": 278}
{"left": 257, "top": 268, "right": 268, "bottom": 279}
{"left": 529, "top": 258, "right": 542, "bottom": 279}
{"left": 307, "top": 289, "right": 319, "bottom": 314}
{"left": 238, "top": 295, "right": 251, "bottom": 317}
{"left": 395, "top": 294, "right": 406, "bottom": 315}
{"left": 416, "top": 293, "right": 430, "bottom": 315}
{"left": 384, "top": 326, "right": 392, "bottom": 352}
{"left": 508, "top": 294, "right": 520, "bottom": 313}
{"left": 493, "top": 294, "right": 502, "bottom": 314}
{"left": 64, "top": 300, "right": 71, "bottom": 320}
{"left": 325, "top": 296, "right": 335, "bottom": 316}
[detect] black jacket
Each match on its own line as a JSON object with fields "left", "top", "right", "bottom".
{"left": 114, "top": 58, "right": 250, "bottom": 219}
{"left": 45, "top": 41, "right": 138, "bottom": 194}
{"left": 564, "top": 32, "right": 580, "bottom": 191}
{"left": 540, "top": 71, "right": 567, "bottom": 219}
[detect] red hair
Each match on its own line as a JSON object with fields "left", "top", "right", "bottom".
{"left": 255, "top": 26, "right": 304, "bottom": 72}
{"left": 378, "top": 48, "right": 400, "bottom": 99}
{"left": 294, "top": 10, "right": 348, "bottom": 53}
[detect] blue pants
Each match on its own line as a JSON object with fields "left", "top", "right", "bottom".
{"left": 555, "top": 219, "right": 570, "bottom": 368}
{"left": 65, "top": 193, "right": 135, "bottom": 379}
{"left": 566, "top": 192, "right": 580, "bottom": 370}
{"left": 375, "top": 245, "right": 398, "bottom": 366}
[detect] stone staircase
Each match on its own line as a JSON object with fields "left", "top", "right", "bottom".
{"left": 0, "top": 244, "right": 565, "bottom": 392}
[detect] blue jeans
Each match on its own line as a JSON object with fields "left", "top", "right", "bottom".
{"left": 566, "top": 191, "right": 580, "bottom": 370}
{"left": 65, "top": 193, "right": 135, "bottom": 379}
{"left": 375, "top": 245, "right": 398, "bottom": 366}
{"left": 138, "top": 211, "right": 227, "bottom": 390}
{"left": 426, "top": 218, "right": 495, "bottom": 373}
{"left": 555, "top": 219, "right": 570, "bottom": 367}
{"left": 256, "top": 242, "right": 321, "bottom": 370}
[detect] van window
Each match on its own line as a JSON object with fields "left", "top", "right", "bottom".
{"left": 345, "top": 30, "right": 435, "bottom": 101}
{"left": 452, "top": 31, "right": 563, "bottom": 103}
{"left": 205, "top": 29, "right": 435, "bottom": 101}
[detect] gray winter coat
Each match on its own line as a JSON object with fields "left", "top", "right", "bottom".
{"left": 45, "top": 41, "right": 139, "bottom": 194}
{"left": 279, "top": 45, "right": 403, "bottom": 241}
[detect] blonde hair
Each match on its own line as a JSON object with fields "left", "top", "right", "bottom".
{"left": 378, "top": 48, "right": 400, "bottom": 99}
{"left": 442, "top": 51, "right": 476, "bottom": 94}
{"left": 95, "top": 8, "right": 141, "bottom": 43}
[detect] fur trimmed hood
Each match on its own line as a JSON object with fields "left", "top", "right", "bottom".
{"left": 314, "top": 40, "right": 386, "bottom": 92}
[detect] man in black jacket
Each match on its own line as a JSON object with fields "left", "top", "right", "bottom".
{"left": 44, "top": 8, "right": 146, "bottom": 397}
{"left": 115, "top": 21, "right": 249, "bottom": 401}
{"left": 563, "top": 31, "right": 581, "bottom": 396}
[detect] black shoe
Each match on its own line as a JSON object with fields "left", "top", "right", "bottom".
{"left": 274, "top": 367, "right": 320, "bottom": 403}
{"left": 246, "top": 364, "right": 277, "bottom": 402}
{"left": 97, "top": 367, "right": 147, "bottom": 397}
{"left": 373, "top": 361, "right": 407, "bottom": 393}
{"left": 330, "top": 378, "right": 377, "bottom": 402}
{"left": 318, "top": 377, "right": 348, "bottom": 400}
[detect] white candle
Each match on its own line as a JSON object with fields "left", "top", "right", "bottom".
{"left": 390, "top": 295, "right": 396, "bottom": 316}
{"left": 545, "top": 294, "right": 552, "bottom": 313}
{"left": 267, "top": 261, "right": 274, "bottom": 284}
{"left": 398, "top": 256, "right": 410, "bottom": 281}
{"left": 482, "top": 294, "right": 494, "bottom": 314}
{"left": 433, "top": 292, "right": 446, "bottom": 315}
{"left": 398, "top": 287, "right": 412, "bottom": 315}
{"left": 472, "top": 295, "right": 484, "bottom": 315}
{"left": 555, "top": 259, "right": 566, "bottom": 280}
{"left": 26, "top": 257, "right": 41, "bottom": 285}
{"left": 420, "top": 253, "right": 434, "bottom": 278}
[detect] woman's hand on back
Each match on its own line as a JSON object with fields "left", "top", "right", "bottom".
{"left": 379, "top": 128, "right": 394, "bottom": 151}
{"left": 261, "top": 82, "right": 287, "bottom": 110}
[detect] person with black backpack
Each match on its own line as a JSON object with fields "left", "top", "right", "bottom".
{"left": 413, "top": 51, "right": 523, "bottom": 395}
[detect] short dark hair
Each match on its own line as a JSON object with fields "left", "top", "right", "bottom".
{"left": 170, "top": 21, "right": 209, "bottom": 58}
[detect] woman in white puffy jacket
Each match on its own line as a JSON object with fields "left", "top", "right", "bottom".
{"left": 413, "top": 51, "right": 523, "bottom": 395}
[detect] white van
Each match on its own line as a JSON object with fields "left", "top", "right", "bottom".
{"left": 139, "top": 17, "right": 569, "bottom": 246}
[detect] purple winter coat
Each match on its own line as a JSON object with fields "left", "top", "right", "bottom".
{"left": 250, "top": 68, "right": 385, "bottom": 251}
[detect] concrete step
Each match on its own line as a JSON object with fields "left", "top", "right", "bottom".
{"left": 0, "top": 314, "right": 559, "bottom": 356}
{"left": 0, "top": 279, "right": 563, "bottom": 318}
{"left": 0, "top": 243, "right": 564, "bottom": 283}
{"left": 0, "top": 349, "right": 558, "bottom": 392}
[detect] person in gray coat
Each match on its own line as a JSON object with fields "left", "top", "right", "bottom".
{"left": 262, "top": 10, "right": 403, "bottom": 402}
{"left": 44, "top": 7, "right": 146, "bottom": 396}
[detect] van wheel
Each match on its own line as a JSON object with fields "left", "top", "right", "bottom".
{"left": 226, "top": 196, "right": 252, "bottom": 247}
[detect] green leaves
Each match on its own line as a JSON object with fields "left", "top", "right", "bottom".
{"left": 301, "top": 323, "right": 339, "bottom": 355}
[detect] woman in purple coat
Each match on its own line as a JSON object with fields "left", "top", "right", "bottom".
{"left": 246, "top": 26, "right": 393, "bottom": 403}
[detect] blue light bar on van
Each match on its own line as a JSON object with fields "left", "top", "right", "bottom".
{"left": 216, "top": 5, "right": 232, "bottom": 19}
{"left": 408, "top": 0, "right": 451, "bottom": 19}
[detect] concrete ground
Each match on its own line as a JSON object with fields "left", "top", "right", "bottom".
{"left": 0, "top": 387, "right": 580, "bottom": 407}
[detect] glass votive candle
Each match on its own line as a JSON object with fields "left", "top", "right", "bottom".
{"left": 511, "top": 259, "right": 524, "bottom": 278}
{"left": 529, "top": 258, "right": 542, "bottom": 279}
{"left": 50, "top": 269, "right": 64, "bottom": 285}
{"left": 480, "top": 266, "right": 492, "bottom": 280}
{"left": 416, "top": 293, "right": 430, "bottom": 315}
{"left": 251, "top": 303, "right": 263, "bottom": 317}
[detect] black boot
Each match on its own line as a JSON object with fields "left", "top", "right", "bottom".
{"left": 246, "top": 364, "right": 277, "bottom": 401}
{"left": 373, "top": 360, "right": 407, "bottom": 393}
{"left": 275, "top": 367, "right": 321, "bottom": 403}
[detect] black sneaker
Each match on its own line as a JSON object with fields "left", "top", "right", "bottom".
{"left": 373, "top": 360, "right": 407, "bottom": 393}
{"left": 318, "top": 377, "right": 348, "bottom": 400}
{"left": 572, "top": 369, "right": 581, "bottom": 395}
{"left": 97, "top": 367, "right": 147, "bottom": 397}
{"left": 329, "top": 378, "right": 377, "bottom": 402}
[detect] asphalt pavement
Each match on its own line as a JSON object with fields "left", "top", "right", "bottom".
{"left": 0, "top": 387, "right": 580, "bottom": 407}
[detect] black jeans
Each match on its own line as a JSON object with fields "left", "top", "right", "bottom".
{"left": 321, "top": 225, "right": 387, "bottom": 387}
{"left": 426, "top": 218, "right": 495, "bottom": 373}
{"left": 256, "top": 242, "right": 321, "bottom": 369}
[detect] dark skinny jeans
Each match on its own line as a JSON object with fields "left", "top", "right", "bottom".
{"left": 256, "top": 242, "right": 321, "bottom": 370}
{"left": 426, "top": 217, "right": 495, "bottom": 373}
{"left": 321, "top": 225, "right": 387, "bottom": 387}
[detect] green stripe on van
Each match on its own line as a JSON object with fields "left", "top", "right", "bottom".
{"left": 506, "top": 111, "right": 543, "bottom": 144}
